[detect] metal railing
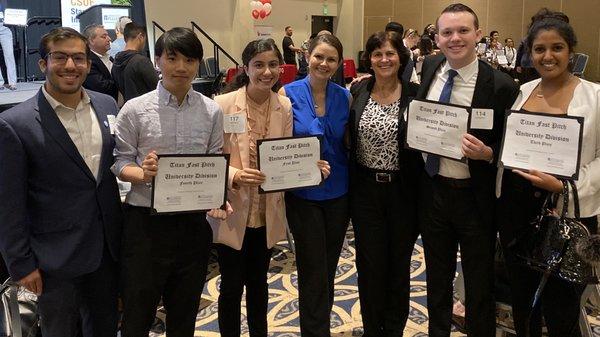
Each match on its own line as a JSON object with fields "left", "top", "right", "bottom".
{"left": 190, "top": 21, "right": 239, "bottom": 76}
{"left": 151, "top": 20, "right": 166, "bottom": 41}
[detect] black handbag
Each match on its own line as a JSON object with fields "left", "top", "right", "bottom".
{"left": 511, "top": 180, "right": 598, "bottom": 284}
{"left": 0, "top": 279, "right": 40, "bottom": 337}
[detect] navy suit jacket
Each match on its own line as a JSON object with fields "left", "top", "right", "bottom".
{"left": 83, "top": 53, "right": 119, "bottom": 102}
{"left": 0, "top": 89, "right": 123, "bottom": 280}
{"left": 415, "top": 54, "right": 519, "bottom": 224}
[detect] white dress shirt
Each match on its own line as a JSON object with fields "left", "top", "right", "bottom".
{"left": 92, "top": 50, "right": 112, "bottom": 72}
{"left": 425, "top": 57, "right": 479, "bottom": 179}
{"left": 112, "top": 82, "right": 224, "bottom": 207}
{"left": 42, "top": 85, "right": 103, "bottom": 179}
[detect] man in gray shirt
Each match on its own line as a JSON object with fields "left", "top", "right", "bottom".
{"left": 112, "top": 27, "right": 229, "bottom": 337}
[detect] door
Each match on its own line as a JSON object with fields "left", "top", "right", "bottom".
{"left": 311, "top": 16, "right": 334, "bottom": 35}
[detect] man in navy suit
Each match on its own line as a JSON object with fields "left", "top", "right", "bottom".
{"left": 82, "top": 24, "right": 119, "bottom": 102}
{"left": 413, "top": 4, "right": 518, "bottom": 336}
{"left": 0, "top": 27, "right": 123, "bottom": 337}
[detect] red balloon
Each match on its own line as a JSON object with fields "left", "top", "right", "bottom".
{"left": 251, "top": 9, "right": 260, "bottom": 19}
{"left": 259, "top": 9, "right": 266, "bottom": 18}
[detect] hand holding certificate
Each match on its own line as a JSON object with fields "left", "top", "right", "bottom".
{"left": 151, "top": 154, "right": 229, "bottom": 214}
{"left": 257, "top": 136, "right": 322, "bottom": 193}
{"left": 499, "top": 111, "right": 584, "bottom": 179}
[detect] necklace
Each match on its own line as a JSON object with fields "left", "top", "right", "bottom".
{"left": 536, "top": 75, "right": 575, "bottom": 99}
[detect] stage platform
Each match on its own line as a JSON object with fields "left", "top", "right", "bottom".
{"left": 0, "top": 82, "right": 44, "bottom": 112}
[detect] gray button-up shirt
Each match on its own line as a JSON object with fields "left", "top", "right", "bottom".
{"left": 112, "top": 82, "right": 224, "bottom": 207}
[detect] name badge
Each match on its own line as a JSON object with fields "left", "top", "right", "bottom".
{"left": 106, "top": 115, "right": 116, "bottom": 135}
{"left": 470, "top": 108, "right": 493, "bottom": 130}
{"left": 223, "top": 112, "right": 246, "bottom": 134}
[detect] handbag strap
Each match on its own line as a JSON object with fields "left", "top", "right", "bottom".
{"left": 8, "top": 283, "right": 22, "bottom": 337}
{"left": 567, "top": 180, "right": 581, "bottom": 220}
{"left": 560, "top": 180, "right": 569, "bottom": 218}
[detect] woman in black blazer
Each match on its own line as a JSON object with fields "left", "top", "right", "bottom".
{"left": 349, "top": 30, "right": 420, "bottom": 337}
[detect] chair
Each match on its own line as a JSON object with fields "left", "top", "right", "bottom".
{"left": 357, "top": 51, "right": 368, "bottom": 73}
{"left": 279, "top": 64, "right": 297, "bottom": 85}
{"left": 343, "top": 59, "right": 357, "bottom": 80}
{"left": 225, "top": 67, "right": 242, "bottom": 83}
{"left": 211, "top": 71, "right": 224, "bottom": 96}
{"left": 205, "top": 57, "right": 218, "bottom": 77}
{"left": 198, "top": 60, "right": 209, "bottom": 78}
{"left": 572, "top": 53, "right": 589, "bottom": 78}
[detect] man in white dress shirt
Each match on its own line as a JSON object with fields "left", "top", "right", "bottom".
{"left": 0, "top": 27, "right": 123, "bottom": 337}
{"left": 413, "top": 4, "right": 519, "bottom": 336}
{"left": 82, "top": 24, "right": 119, "bottom": 102}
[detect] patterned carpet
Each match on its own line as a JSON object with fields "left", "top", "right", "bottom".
{"left": 148, "top": 230, "right": 600, "bottom": 337}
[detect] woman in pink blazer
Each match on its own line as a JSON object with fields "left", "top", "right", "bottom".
{"left": 210, "top": 39, "right": 292, "bottom": 337}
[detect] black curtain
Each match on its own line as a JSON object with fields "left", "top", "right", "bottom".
{"left": 6, "top": 0, "right": 147, "bottom": 81}
{"left": 5, "top": 0, "right": 59, "bottom": 80}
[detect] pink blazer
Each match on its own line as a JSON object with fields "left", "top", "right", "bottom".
{"left": 210, "top": 87, "right": 293, "bottom": 250}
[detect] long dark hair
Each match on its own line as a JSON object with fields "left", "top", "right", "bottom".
{"left": 224, "top": 38, "right": 284, "bottom": 93}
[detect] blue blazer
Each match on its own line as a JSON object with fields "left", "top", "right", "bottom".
{"left": 0, "top": 89, "right": 123, "bottom": 280}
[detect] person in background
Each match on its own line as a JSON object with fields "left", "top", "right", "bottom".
{"left": 295, "top": 33, "right": 316, "bottom": 80}
{"left": 489, "top": 30, "right": 503, "bottom": 50}
{"left": 423, "top": 23, "right": 438, "bottom": 49}
{"left": 111, "top": 22, "right": 159, "bottom": 103}
{"left": 0, "top": 0, "right": 17, "bottom": 90}
{"left": 113, "top": 27, "right": 229, "bottom": 337}
{"left": 109, "top": 16, "right": 132, "bottom": 58}
{"left": 414, "top": 35, "right": 434, "bottom": 77}
{"left": 279, "top": 33, "right": 349, "bottom": 337}
{"left": 83, "top": 24, "right": 119, "bottom": 102}
{"left": 497, "top": 14, "right": 600, "bottom": 337}
{"left": 350, "top": 30, "right": 420, "bottom": 337}
{"left": 282, "top": 26, "right": 302, "bottom": 66}
{"left": 403, "top": 28, "right": 419, "bottom": 50}
{"left": 0, "top": 27, "right": 123, "bottom": 337}
{"left": 501, "top": 37, "right": 517, "bottom": 78}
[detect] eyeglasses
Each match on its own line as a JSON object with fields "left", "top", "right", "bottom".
{"left": 46, "top": 52, "right": 89, "bottom": 66}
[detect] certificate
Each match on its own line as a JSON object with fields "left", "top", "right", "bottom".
{"left": 4, "top": 9, "right": 28, "bottom": 26}
{"left": 405, "top": 99, "right": 470, "bottom": 161}
{"left": 496, "top": 54, "right": 509, "bottom": 65}
{"left": 257, "top": 136, "right": 322, "bottom": 193}
{"left": 151, "top": 154, "right": 229, "bottom": 214}
{"left": 499, "top": 111, "right": 584, "bottom": 179}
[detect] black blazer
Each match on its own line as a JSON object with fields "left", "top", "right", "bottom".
{"left": 0, "top": 89, "right": 123, "bottom": 280}
{"left": 349, "top": 77, "right": 422, "bottom": 218}
{"left": 416, "top": 54, "right": 519, "bottom": 223}
{"left": 83, "top": 52, "right": 119, "bottom": 102}
{"left": 349, "top": 76, "right": 419, "bottom": 168}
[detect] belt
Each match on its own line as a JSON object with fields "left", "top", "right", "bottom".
{"left": 433, "top": 175, "right": 472, "bottom": 188}
{"left": 357, "top": 165, "right": 400, "bottom": 183}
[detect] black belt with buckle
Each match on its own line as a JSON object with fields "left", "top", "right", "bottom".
{"left": 433, "top": 175, "right": 472, "bottom": 188}
{"left": 358, "top": 165, "right": 399, "bottom": 183}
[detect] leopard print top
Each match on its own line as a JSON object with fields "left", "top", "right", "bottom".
{"left": 357, "top": 97, "right": 401, "bottom": 170}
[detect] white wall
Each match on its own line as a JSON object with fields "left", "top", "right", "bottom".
{"left": 144, "top": 0, "right": 364, "bottom": 70}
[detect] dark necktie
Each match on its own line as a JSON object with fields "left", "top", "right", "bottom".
{"left": 424, "top": 69, "right": 459, "bottom": 177}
